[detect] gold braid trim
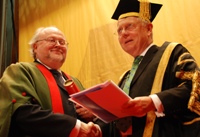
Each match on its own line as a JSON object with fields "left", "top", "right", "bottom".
{"left": 143, "top": 42, "right": 178, "bottom": 137}
{"left": 119, "top": 0, "right": 151, "bottom": 22}
{"left": 177, "top": 52, "right": 196, "bottom": 65}
{"left": 177, "top": 52, "right": 190, "bottom": 64}
{"left": 119, "top": 12, "right": 139, "bottom": 19}
{"left": 176, "top": 70, "right": 200, "bottom": 118}
{"left": 183, "top": 117, "right": 200, "bottom": 125}
{"left": 139, "top": 0, "right": 151, "bottom": 22}
{"left": 177, "top": 82, "right": 187, "bottom": 87}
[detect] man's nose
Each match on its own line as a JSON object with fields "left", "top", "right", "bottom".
{"left": 55, "top": 40, "right": 61, "bottom": 46}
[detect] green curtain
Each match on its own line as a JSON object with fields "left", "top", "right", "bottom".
{"left": 0, "top": 0, "right": 18, "bottom": 77}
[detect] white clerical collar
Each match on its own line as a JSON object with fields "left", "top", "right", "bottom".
{"left": 36, "top": 59, "right": 61, "bottom": 73}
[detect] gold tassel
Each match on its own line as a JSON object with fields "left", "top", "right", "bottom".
{"left": 139, "top": 0, "right": 151, "bottom": 22}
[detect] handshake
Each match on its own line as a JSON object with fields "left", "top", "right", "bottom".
{"left": 76, "top": 104, "right": 102, "bottom": 137}
{"left": 77, "top": 121, "right": 102, "bottom": 137}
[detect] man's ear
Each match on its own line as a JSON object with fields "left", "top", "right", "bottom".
{"left": 147, "top": 23, "right": 153, "bottom": 36}
{"left": 32, "top": 43, "right": 38, "bottom": 55}
{"left": 33, "top": 43, "right": 37, "bottom": 49}
{"left": 147, "top": 23, "right": 153, "bottom": 32}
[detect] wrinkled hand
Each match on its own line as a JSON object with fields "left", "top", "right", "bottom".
{"left": 122, "top": 96, "right": 156, "bottom": 117}
{"left": 78, "top": 121, "right": 102, "bottom": 137}
{"left": 76, "top": 104, "right": 96, "bottom": 122}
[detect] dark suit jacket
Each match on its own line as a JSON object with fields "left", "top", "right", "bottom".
{"left": 113, "top": 42, "right": 200, "bottom": 137}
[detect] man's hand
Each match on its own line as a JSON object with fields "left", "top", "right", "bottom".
{"left": 78, "top": 121, "right": 102, "bottom": 137}
{"left": 122, "top": 96, "right": 156, "bottom": 117}
{"left": 76, "top": 104, "right": 96, "bottom": 122}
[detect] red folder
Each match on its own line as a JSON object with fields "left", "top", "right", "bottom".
{"left": 69, "top": 80, "right": 131, "bottom": 123}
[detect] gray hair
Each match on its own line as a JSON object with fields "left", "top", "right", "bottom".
{"left": 28, "top": 26, "right": 65, "bottom": 59}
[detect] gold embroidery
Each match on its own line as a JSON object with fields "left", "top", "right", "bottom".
{"left": 176, "top": 70, "right": 200, "bottom": 118}
{"left": 184, "top": 117, "right": 200, "bottom": 125}
{"left": 177, "top": 52, "right": 196, "bottom": 65}
{"left": 139, "top": 0, "right": 151, "bottom": 22}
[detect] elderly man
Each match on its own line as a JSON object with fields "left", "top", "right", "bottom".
{"left": 0, "top": 26, "right": 104, "bottom": 137}
{"left": 110, "top": 0, "right": 200, "bottom": 137}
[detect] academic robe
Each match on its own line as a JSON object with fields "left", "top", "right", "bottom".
{"left": 0, "top": 62, "right": 108, "bottom": 137}
{"left": 111, "top": 42, "right": 200, "bottom": 137}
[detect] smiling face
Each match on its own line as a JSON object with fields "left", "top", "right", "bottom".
{"left": 117, "top": 16, "right": 153, "bottom": 57}
{"left": 33, "top": 29, "right": 67, "bottom": 69}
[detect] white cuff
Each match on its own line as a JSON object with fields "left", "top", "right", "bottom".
{"left": 149, "top": 94, "right": 165, "bottom": 117}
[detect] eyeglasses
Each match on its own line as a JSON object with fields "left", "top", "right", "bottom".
{"left": 117, "top": 23, "right": 136, "bottom": 36}
{"left": 36, "top": 37, "right": 69, "bottom": 47}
